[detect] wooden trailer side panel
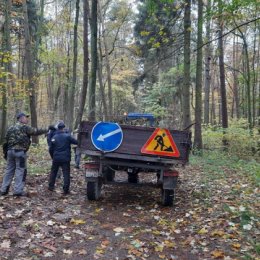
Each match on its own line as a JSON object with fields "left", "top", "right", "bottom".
{"left": 79, "top": 121, "right": 191, "bottom": 164}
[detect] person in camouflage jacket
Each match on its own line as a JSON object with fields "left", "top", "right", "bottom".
{"left": 0, "top": 112, "right": 53, "bottom": 197}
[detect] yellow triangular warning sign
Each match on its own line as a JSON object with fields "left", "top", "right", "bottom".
{"left": 141, "top": 128, "right": 180, "bottom": 157}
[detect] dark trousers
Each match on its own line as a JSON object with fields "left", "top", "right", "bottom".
{"left": 49, "top": 161, "right": 70, "bottom": 192}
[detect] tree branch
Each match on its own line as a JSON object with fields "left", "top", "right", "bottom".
{"left": 194, "top": 17, "right": 260, "bottom": 52}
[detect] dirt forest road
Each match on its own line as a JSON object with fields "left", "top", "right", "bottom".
{"left": 0, "top": 154, "right": 258, "bottom": 260}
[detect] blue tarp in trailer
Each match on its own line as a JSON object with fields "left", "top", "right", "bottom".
{"left": 126, "top": 113, "right": 155, "bottom": 126}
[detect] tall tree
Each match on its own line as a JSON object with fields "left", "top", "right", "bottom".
{"left": 235, "top": 23, "right": 252, "bottom": 129}
{"left": 74, "top": 0, "right": 89, "bottom": 128}
{"left": 182, "top": 0, "right": 191, "bottom": 129}
{"left": 203, "top": 0, "right": 211, "bottom": 124}
{"left": 194, "top": 0, "right": 203, "bottom": 151}
{"left": 88, "top": 0, "right": 98, "bottom": 121}
{"left": 217, "top": 0, "right": 228, "bottom": 132}
{"left": 0, "top": 0, "right": 12, "bottom": 143}
{"left": 232, "top": 35, "right": 240, "bottom": 119}
{"left": 22, "top": 0, "right": 39, "bottom": 143}
{"left": 98, "top": 1, "right": 112, "bottom": 120}
{"left": 68, "top": 0, "right": 80, "bottom": 130}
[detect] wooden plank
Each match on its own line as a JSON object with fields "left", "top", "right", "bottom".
{"left": 78, "top": 121, "right": 191, "bottom": 164}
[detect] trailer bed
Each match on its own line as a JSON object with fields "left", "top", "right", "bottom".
{"left": 78, "top": 121, "right": 191, "bottom": 165}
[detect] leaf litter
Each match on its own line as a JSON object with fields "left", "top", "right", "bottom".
{"left": 0, "top": 146, "right": 259, "bottom": 260}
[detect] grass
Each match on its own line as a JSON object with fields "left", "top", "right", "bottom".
{"left": 190, "top": 150, "right": 260, "bottom": 184}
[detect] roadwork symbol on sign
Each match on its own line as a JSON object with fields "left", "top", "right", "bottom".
{"left": 141, "top": 128, "right": 180, "bottom": 157}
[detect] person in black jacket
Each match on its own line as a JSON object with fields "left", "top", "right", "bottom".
{"left": 48, "top": 122, "right": 78, "bottom": 194}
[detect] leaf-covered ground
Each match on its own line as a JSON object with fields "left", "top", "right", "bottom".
{"left": 0, "top": 144, "right": 259, "bottom": 260}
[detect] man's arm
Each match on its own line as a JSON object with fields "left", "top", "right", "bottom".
{"left": 69, "top": 136, "right": 78, "bottom": 145}
{"left": 25, "top": 125, "right": 49, "bottom": 136}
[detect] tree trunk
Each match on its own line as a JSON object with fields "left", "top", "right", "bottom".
{"left": 22, "top": 0, "right": 39, "bottom": 143}
{"left": 74, "top": 0, "right": 89, "bottom": 129}
{"left": 182, "top": 0, "right": 191, "bottom": 129}
{"left": 0, "top": 0, "right": 12, "bottom": 143}
{"left": 233, "top": 35, "right": 240, "bottom": 119}
{"left": 256, "top": 26, "right": 260, "bottom": 126}
{"left": 68, "top": 0, "right": 80, "bottom": 130}
{"left": 194, "top": 0, "right": 203, "bottom": 151}
{"left": 203, "top": 0, "right": 211, "bottom": 125}
{"left": 98, "top": 1, "right": 112, "bottom": 120}
{"left": 210, "top": 68, "right": 217, "bottom": 125}
{"left": 218, "top": 0, "right": 228, "bottom": 132}
{"left": 97, "top": 37, "right": 108, "bottom": 120}
{"left": 63, "top": 3, "right": 72, "bottom": 125}
{"left": 88, "top": 0, "right": 98, "bottom": 121}
{"left": 235, "top": 23, "right": 252, "bottom": 130}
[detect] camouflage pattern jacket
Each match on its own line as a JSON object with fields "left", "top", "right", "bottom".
{"left": 5, "top": 122, "right": 48, "bottom": 151}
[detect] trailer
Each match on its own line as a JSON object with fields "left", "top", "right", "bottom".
{"left": 78, "top": 120, "right": 192, "bottom": 206}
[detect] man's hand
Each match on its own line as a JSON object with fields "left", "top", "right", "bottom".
{"left": 48, "top": 125, "right": 56, "bottom": 131}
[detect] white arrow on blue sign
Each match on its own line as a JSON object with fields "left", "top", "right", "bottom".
{"left": 91, "top": 122, "right": 123, "bottom": 152}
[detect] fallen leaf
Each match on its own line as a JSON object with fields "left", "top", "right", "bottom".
{"left": 0, "top": 240, "right": 11, "bottom": 250}
{"left": 44, "top": 252, "right": 54, "bottom": 257}
{"left": 154, "top": 245, "right": 164, "bottom": 252}
{"left": 131, "top": 239, "right": 142, "bottom": 248}
{"left": 47, "top": 220, "right": 55, "bottom": 226}
{"left": 95, "top": 248, "right": 104, "bottom": 254}
{"left": 63, "top": 235, "right": 72, "bottom": 241}
{"left": 113, "top": 227, "right": 125, "bottom": 233}
{"left": 70, "top": 218, "right": 86, "bottom": 225}
{"left": 59, "top": 225, "right": 67, "bottom": 229}
{"left": 41, "top": 242, "right": 57, "bottom": 252}
{"left": 243, "top": 224, "right": 252, "bottom": 230}
{"left": 198, "top": 227, "right": 208, "bottom": 234}
{"left": 32, "top": 248, "right": 43, "bottom": 254}
{"left": 211, "top": 230, "right": 225, "bottom": 237}
{"left": 63, "top": 249, "right": 73, "bottom": 254}
{"left": 78, "top": 249, "right": 87, "bottom": 255}
{"left": 232, "top": 243, "right": 241, "bottom": 249}
{"left": 211, "top": 250, "right": 225, "bottom": 259}
{"left": 164, "top": 240, "right": 175, "bottom": 248}
{"left": 239, "top": 206, "right": 246, "bottom": 212}
{"left": 72, "top": 229, "right": 85, "bottom": 235}
{"left": 101, "top": 240, "right": 110, "bottom": 246}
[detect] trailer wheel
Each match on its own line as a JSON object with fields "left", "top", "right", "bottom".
{"left": 87, "top": 181, "right": 102, "bottom": 200}
{"left": 105, "top": 167, "right": 115, "bottom": 182}
{"left": 161, "top": 189, "right": 174, "bottom": 206}
{"left": 128, "top": 173, "right": 139, "bottom": 183}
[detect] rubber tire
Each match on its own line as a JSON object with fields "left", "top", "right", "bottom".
{"left": 161, "top": 189, "right": 174, "bottom": 206}
{"left": 105, "top": 167, "right": 115, "bottom": 182}
{"left": 128, "top": 173, "right": 139, "bottom": 183}
{"left": 87, "top": 181, "right": 101, "bottom": 200}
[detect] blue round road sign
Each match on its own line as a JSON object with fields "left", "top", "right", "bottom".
{"left": 91, "top": 122, "right": 123, "bottom": 152}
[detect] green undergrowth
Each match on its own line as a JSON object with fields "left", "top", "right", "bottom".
{"left": 27, "top": 138, "right": 51, "bottom": 175}
{"left": 202, "top": 119, "right": 260, "bottom": 161}
{"left": 190, "top": 150, "right": 260, "bottom": 185}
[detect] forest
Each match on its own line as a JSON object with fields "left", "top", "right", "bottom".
{"left": 0, "top": 0, "right": 259, "bottom": 157}
{"left": 0, "top": 1, "right": 259, "bottom": 260}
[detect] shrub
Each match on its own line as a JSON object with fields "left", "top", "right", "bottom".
{"left": 202, "top": 119, "right": 259, "bottom": 160}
